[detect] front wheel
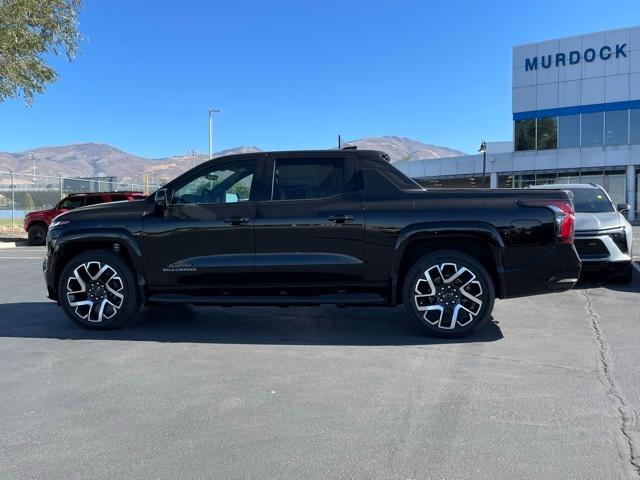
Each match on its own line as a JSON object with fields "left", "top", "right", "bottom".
{"left": 28, "top": 223, "right": 47, "bottom": 246}
{"left": 58, "top": 250, "right": 141, "bottom": 329}
{"left": 403, "top": 250, "right": 495, "bottom": 338}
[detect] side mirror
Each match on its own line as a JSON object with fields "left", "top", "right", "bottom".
{"left": 617, "top": 203, "right": 631, "bottom": 213}
{"left": 154, "top": 189, "right": 168, "bottom": 214}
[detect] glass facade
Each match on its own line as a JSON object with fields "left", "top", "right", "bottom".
{"left": 496, "top": 170, "right": 626, "bottom": 205}
{"left": 581, "top": 112, "right": 604, "bottom": 147}
{"left": 515, "top": 108, "right": 640, "bottom": 151}
{"left": 631, "top": 109, "right": 640, "bottom": 144}
{"left": 605, "top": 110, "right": 628, "bottom": 146}
{"left": 558, "top": 114, "right": 580, "bottom": 149}
{"left": 536, "top": 117, "right": 557, "bottom": 149}
{"left": 418, "top": 169, "right": 634, "bottom": 215}
{"left": 514, "top": 119, "right": 536, "bottom": 151}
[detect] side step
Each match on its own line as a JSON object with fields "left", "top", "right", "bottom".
{"left": 147, "top": 293, "right": 386, "bottom": 306}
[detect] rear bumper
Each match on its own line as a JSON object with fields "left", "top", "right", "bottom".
{"left": 501, "top": 244, "right": 581, "bottom": 298}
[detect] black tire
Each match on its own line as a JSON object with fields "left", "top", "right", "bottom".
{"left": 403, "top": 250, "right": 495, "bottom": 338}
{"left": 607, "top": 263, "right": 633, "bottom": 284}
{"left": 58, "top": 250, "right": 140, "bottom": 330}
{"left": 28, "top": 223, "right": 47, "bottom": 246}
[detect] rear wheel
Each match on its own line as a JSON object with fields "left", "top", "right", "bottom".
{"left": 403, "top": 250, "right": 495, "bottom": 338}
{"left": 28, "top": 223, "right": 47, "bottom": 246}
{"left": 58, "top": 250, "right": 140, "bottom": 329}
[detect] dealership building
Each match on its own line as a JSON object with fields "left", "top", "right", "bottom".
{"left": 396, "top": 26, "right": 640, "bottom": 220}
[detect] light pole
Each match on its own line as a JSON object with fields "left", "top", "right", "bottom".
{"left": 31, "top": 152, "right": 38, "bottom": 183}
{"left": 208, "top": 108, "right": 222, "bottom": 160}
{"left": 188, "top": 149, "right": 198, "bottom": 168}
{"left": 7, "top": 166, "right": 15, "bottom": 229}
{"left": 478, "top": 140, "right": 487, "bottom": 188}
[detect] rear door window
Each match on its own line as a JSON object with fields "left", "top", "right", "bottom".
{"left": 271, "top": 158, "right": 345, "bottom": 201}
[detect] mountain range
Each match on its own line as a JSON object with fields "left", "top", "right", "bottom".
{"left": 0, "top": 136, "right": 465, "bottom": 185}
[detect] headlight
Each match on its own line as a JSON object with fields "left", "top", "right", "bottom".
{"left": 609, "top": 228, "right": 628, "bottom": 254}
{"left": 49, "top": 220, "right": 70, "bottom": 229}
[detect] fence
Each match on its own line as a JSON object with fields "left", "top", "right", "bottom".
{"left": 0, "top": 171, "right": 159, "bottom": 228}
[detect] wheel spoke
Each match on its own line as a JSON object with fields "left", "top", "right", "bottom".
{"left": 423, "top": 305, "right": 443, "bottom": 325}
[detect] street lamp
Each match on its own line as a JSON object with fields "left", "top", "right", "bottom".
{"left": 6, "top": 166, "right": 15, "bottom": 229}
{"left": 188, "top": 149, "right": 198, "bottom": 168}
{"left": 478, "top": 140, "right": 487, "bottom": 188}
{"left": 208, "top": 108, "right": 222, "bottom": 160}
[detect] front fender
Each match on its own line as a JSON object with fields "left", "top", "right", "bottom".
{"left": 50, "top": 228, "right": 146, "bottom": 298}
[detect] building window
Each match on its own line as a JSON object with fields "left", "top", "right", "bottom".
{"left": 512, "top": 174, "right": 536, "bottom": 188}
{"left": 605, "top": 110, "right": 628, "bottom": 146}
{"left": 536, "top": 173, "right": 558, "bottom": 184}
{"left": 498, "top": 175, "right": 513, "bottom": 188}
{"left": 581, "top": 112, "right": 604, "bottom": 147}
{"left": 605, "top": 172, "right": 626, "bottom": 206}
{"left": 536, "top": 117, "right": 557, "bottom": 149}
{"left": 630, "top": 109, "right": 640, "bottom": 144}
{"left": 557, "top": 172, "right": 581, "bottom": 184}
{"left": 579, "top": 171, "right": 605, "bottom": 187}
{"left": 515, "top": 119, "right": 536, "bottom": 151}
{"left": 637, "top": 172, "right": 640, "bottom": 216}
{"left": 558, "top": 114, "right": 580, "bottom": 149}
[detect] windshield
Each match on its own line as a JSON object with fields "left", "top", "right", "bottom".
{"left": 569, "top": 188, "right": 614, "bottom": 213}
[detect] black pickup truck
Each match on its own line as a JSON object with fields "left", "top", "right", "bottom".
{"left": 44, "top": 149, "right": 581, "bottom": 337}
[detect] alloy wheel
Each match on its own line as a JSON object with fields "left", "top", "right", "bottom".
{"left": 66, "top": 261, "right": 125, "bottom": 323}
{"left": 413, "top": 262, "right": 484, "bottom": 330}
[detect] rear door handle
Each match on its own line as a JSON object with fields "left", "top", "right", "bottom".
{"left": 327, "top": 214, "right": 355, "bottom": 223}
{"left": 224, "top": 216, "right": 250, "bottom": 225}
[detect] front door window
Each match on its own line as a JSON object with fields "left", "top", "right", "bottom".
{"left": 173, "top": 160, "right": 256, "bottom": 205}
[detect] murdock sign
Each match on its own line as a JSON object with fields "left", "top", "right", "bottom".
{"left": 525, "top": 44, "right": 627, "bottom": 71}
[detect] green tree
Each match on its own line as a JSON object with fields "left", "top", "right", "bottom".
{"left": 0, "top": 0, "right": 82, "bottom": 105}
{"left": 24, "top": 192, "right": 35, "bottom": 211}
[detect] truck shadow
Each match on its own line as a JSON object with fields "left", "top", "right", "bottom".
{"left": 0, "top": 302, "right": 503, "bottom": 346}
{"left": 572, "top": 269, "right": 640, "bottom": 293}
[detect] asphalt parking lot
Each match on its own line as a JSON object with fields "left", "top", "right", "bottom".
{"left": 1, "top": 242, "right": 640, "bottom": 479}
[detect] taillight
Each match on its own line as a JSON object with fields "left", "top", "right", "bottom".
{"left": 521, "top": 199, "right": 575, "bottom": 244}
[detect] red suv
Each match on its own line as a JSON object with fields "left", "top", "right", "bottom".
{"left": 24, "top": 192, "right": 146, "bottom": 245}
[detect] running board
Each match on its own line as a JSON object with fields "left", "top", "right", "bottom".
{"left": 147, "top": 293, "right": 386, "bottom": 306}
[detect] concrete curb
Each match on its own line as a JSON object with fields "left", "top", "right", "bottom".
{"left": 0, "top": 238, "right": 29, "bottom": 249}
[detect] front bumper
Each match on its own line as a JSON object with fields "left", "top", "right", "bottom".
{"left": 574, "top": 229, "right": 632, "bottom": 269}
{"left": 43, "top": 252, "right": 57, "bottom": 301}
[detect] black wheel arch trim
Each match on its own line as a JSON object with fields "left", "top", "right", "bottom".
{"left": 52, "top": 229, "right": 146, "bottom": 300}
{"left": 389, "top": 221, "right": 506, "bottom": 304}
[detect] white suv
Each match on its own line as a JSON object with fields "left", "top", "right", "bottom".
{"left": 531, "top": 184, "right": 633, "bottom": 283}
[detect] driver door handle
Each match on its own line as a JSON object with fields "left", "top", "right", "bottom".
{"left": 224, "top": 216, "right": 250, "bottom": 225}
{"left": 327, "top": 214, "right": 354, "bottom": 224}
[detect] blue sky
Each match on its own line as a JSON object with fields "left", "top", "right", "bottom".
{"left": 2, "top": 0, "right": 640, "bottom": 158}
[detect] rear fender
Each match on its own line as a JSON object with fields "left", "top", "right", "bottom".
{"left": 390, "top": 221, "right": 506, "bottom": 303}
